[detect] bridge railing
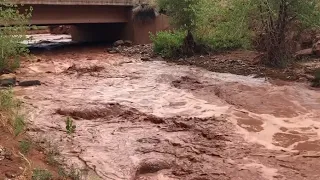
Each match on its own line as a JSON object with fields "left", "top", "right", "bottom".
{"left": 10, "top": 0, "right": 138, "bottom": 6}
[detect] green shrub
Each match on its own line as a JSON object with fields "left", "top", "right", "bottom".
{"left": 14, "top": 114, "right": 25, "bottom": 136}
{"left": 19, "top": 139, "right": 32, "bottom": 154}
{"left": 0, "top": 88, "right": 16, "bottom": 110}
{"left": 32, "top": 169, "right": 53, "bottom": 180}
{"left": 194, "top": 0, "right": 252, "bottom": 50}
{"left": 0, "top": 1, "right": 32, "bottom": 72}
{"left": 0, "top": 89, "right": 24, "bottom": 135}
{"left": 201, "top": 37, "right": 248, "bottom": 51}
{"left": 150, "top": 31, "right": 185, "bottom": 58}
{"left": 65, "top": 116, "right": 76, "bottom": 134}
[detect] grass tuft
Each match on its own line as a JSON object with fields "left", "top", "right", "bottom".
{"left": 19, "top": 139, "right": 32, "bottom": 154}
{"left": 14, "top": 114, "right": 25, "bottom": 136}
{"left": 32, "top": 168, "right": 53, "bottom": 180}
{"left": 0, "top": 89, "right": 25, "bottom": 135}
{"left": 66, "top": 116, "right": 76, "bottom": 134}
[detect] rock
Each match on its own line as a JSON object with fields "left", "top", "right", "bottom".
{"left": 113, "top": 40, "right": 125, "bottom": 47}
{"left": 141, "top": 56, "right": 151, "bottom": 61}
{"left": 304, "top": 74, "right": 315, "bottom": 81}
{"left": 106, "top": 47, "right": 120, "bottom": 54}
{"left": 124, "top": 40, "right": 133, "bottom": 47}
{"left": 313, "top": 41, "right": 320, "bottom": 57}
{"left": 0, "top": 146, "right": 12, "bottom": 161}
{"left": 5, "top": 170, "right": 18, "bottom": 178}
{"left": 0, "top": 73, "right": 16, "bottom": 86}
{"left": 295, "top": 48, "right": 313, "bottom": 58}
{"left": 109, "top": 50, "right": 119, "bottom": 54}
{"left": 18, "top": 80, "right": 41, "bottom": 87}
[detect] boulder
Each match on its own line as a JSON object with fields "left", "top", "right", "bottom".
{"left": 0, "top": 73, "right": 16, "bottom": 87}
{"left": 113, "top": 40, "right": 125, "bottom": 47}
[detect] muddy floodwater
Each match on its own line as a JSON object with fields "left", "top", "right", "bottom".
{"left": 14, "top": 41, "right": 320, "bottom": 180}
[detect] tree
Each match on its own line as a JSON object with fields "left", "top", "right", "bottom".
{"left": 157, "top": 0, "right": 202, "bottom": 55}
{"left": 249, "top": 0, "right": 320, "bottom": 67}
{"left": 0, "top": 0, "right": 32, "bottom": 73}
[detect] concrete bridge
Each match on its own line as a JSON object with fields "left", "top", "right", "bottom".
{"left": 12, "top": 0, "right": 169, "bottom": 44}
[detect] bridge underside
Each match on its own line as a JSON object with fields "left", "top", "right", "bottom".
{"left": 25, "top": 5, "right": 129, "bottom": 25}
{"left": 14, "top": 0, "right": 137, "bottom": 6}
{"left": 19, "top": 4, "right": 169, "bottom": 44}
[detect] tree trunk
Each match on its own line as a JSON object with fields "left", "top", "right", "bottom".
{"left": 181, "top": 30, "right": 196, "bottom": 56}
{"left": 265, "top": 0, "right": 288, "bottom": 67}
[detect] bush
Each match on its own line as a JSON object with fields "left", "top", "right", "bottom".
{"left": 32, "top": 169, "right": 53, "bottom": 180}
{"left": 194, "top": 0, "right": 252, "bottom": 51}
{"left": 0, "top": 89, "right": 24, "bottom": 135}
{"left": 200, "top": 37, "right": 247, "bottom": 51}
{"left": 241, "top": 0, "right": 320, "bottom": 67}
{"left": 0, "top": 1, "right": 32, "bottom": 72}
{"left": 154, "top": 0, "right": 251, "bottom": 54}
{"left": 19, "top": 139, "right": 32, "bottom": 154}
{"left": 150, "top": 31, "right": 185, "bottom": 58}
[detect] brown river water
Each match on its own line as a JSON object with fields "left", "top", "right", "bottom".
{"left": 13, "top": 35, "right": 320, "bottom": 180}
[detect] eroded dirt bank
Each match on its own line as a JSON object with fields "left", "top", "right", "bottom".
{"left": 14, "top": 45, "right": 320, "bottom": 180}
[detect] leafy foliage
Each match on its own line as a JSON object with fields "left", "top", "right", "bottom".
{"left": 0, "top": 0, "right": 32, "bottom": 72}
{"left": 195, "top": 0, "right": 252, "bottom": 50}
{"left": 242, "top": 0, "right": 320, "bottom": 66}
{"left": 150, "top": 31, "right": 185, "bottom": 58}
{"left": 154, "top": 0, "right": 320, "bottom": 61}
{"left": 156, "top": 0, "right": 204, "bottom": 56}
{"left": 153, "top": 0, "right": 252, "bottom": 56}
{"left": 157, "top": 0, "right": 201, "bottom": 32}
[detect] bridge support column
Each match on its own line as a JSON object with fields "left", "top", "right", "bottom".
{"left": 70, "top": 23, "right": 126, "bottom": 43}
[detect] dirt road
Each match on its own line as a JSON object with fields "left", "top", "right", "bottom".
{"left": 13, "top": 43, "right": 320, "bottom": 180}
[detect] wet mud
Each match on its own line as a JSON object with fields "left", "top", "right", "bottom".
{"left": 13, "top": 44, "right": 320, "bottom": 180}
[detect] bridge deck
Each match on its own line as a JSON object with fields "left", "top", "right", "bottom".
{"left": 12, "top": 0, "right": 137, "bottom": 6}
